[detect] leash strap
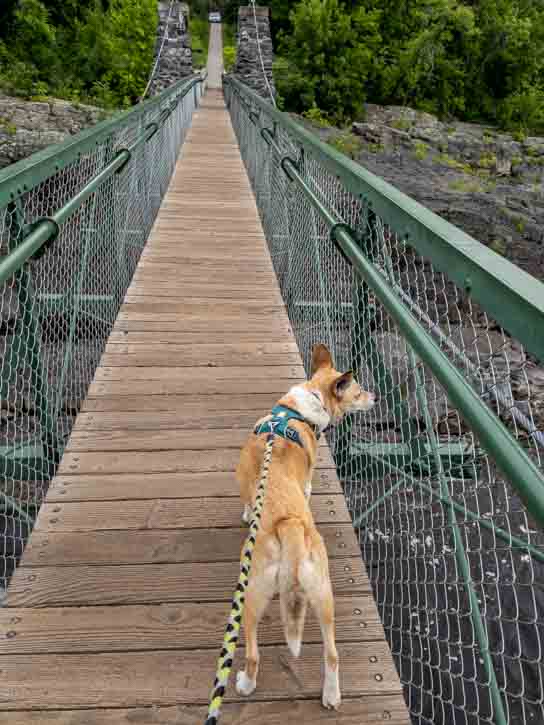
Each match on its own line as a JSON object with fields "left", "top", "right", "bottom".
{"left": 204, "top": 431, "right": 276, "bottom": 725}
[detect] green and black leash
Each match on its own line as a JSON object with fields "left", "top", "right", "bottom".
{"left": 204, "top": 431, "right": 276, "bottom": 725}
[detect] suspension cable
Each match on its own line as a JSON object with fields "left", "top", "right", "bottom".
{"left": 141, "top": 0, "right": 176, "bottom": 101}
{"left": 250, "top": 0, "right": 276, "bottom": 106}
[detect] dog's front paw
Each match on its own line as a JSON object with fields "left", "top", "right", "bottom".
{"left": 242, "top": 504, "right": 251, "bottom": 525}
{"left": 322, "top": 679, "right": 341, "bottom": 710}
{"left": 236, "top": 670, "right": 256, "bottom": 696}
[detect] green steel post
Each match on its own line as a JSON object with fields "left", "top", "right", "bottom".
{"left": 6, "top": 202, "right": 61, "bottom": 473}
{"left": 52, "top": 147, "right": 106, "bottom": 419}
{"left": 407, "top": 346, "right": 507, "bottom": 725}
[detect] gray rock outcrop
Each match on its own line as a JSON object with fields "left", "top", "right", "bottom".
{"left": 0, "top": 95, "right": 105, "bottom": 170}
{"left": 233, "top": 6, "right": 275, "bottom": 101}
{"left": 304, "top": 104, "right": 544, "bottom": 281}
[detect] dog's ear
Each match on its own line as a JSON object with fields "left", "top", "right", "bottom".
{"left": 332, "top": 371, "right": 353, "bottom": 399}
{"left": 311, "top": 344, "right": 333, "bottom": 376}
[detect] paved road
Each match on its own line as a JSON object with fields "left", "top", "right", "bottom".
{"left": 207, "top": 22, "right": 223, "bottom": 89}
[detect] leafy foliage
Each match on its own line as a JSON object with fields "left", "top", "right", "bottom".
{"left": 0, "top": 0, "right": 157, "bottom": 108}
{"left": 272, "top": 0, "right": 544, "bottom": 133}
{"left": 276, "top": 0, "right": 381, "bottom": 124}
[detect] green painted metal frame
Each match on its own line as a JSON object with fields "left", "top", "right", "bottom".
{"left": 0, "top": 74, "right": 204, "bottom": 208}
{"left": 225, "top": 76, "right": 544, "bottom": 365}
{"left": 0, "top": 75, "right": 204, "bottom": 286}
{"left": 225, "top": 74, "right": 544, "bottom": 725}
{"left": 0, "top": 72, "right": 205, "bottom": 520}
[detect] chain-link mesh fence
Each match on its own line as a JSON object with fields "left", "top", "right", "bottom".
{"left": 0, "top": 75, "right": 204, "bottom": 597}
{"left": 225, "top": 77, "right": 544, "bottom": 725}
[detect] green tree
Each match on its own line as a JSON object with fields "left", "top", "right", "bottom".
{"left": 0, "top": 0, "right": 157, "bottom": 107}
{"left": 382, "top": 0, "right": 479, "bottom": 117}
{"left": 277, "top": 0, "right": 381, "bottom": 123}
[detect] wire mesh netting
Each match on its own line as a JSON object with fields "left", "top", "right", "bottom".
{"left": 0, "top": 77, "right": 203, "bottom": 596}
{"left": 226, "top": 80, "right": 544, "bottom": 725}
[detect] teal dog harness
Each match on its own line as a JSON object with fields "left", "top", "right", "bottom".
{"left": 254, "top": 404, "right": 320, "bottom": 447}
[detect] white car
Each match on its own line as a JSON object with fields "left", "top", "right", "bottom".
{"left": 208, "top": 12, "right": 221, "bottom": 22}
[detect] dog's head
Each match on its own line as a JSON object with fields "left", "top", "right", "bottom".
{"left": 308, "top": 344, "right": 375, "bottom": 422}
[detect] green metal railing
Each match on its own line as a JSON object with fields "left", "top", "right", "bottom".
{"left": 0, "top": 72, "right": 205, "bottom": 594}
{"left": 224, "top": 75, "right": 544, "bottom": 725}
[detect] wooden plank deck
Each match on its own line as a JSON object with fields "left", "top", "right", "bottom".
{"left": 0, "top": 91, "right": 410, "bottom": 724}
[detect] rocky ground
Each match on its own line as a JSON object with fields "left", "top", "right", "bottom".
{"left": 0, "top": 95, "right": 106, "bottom": 170}
{"left": 301, "top": 105, "right": 544, "bottom": 281}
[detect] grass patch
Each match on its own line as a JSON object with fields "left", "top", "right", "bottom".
{"left": 328, "top": 132, "right": 364, "bottom": 159}
{"left": 436, "top": 153, "right": 473, "bottom": 174}
{"left": 0, "top": 121, "right": 17, "bottom": 135}
{"left": 514, "top": 217, "right": 526, "bottom": 234}
{"left": 478, "top": 153, "right": 497, "bottom": 169}
{"left": 302, "top": 105, "right": 331, "bottom": 128}
{"left": 448, "top": 179, "right": 484, "bottom": 193}
{"left": 413, "top": 140, "right": 429, "bottom": 160}
{"left": 391, "top": 118, "right": 412, "bottom": 132}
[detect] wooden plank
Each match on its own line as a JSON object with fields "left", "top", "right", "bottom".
{"left": 107, "top": 331, "right": 293, "bottom": 344}
{"left": 93, "top": 366, "right": 304, "bottom": 382}
{"left": 5, "top": 557, "right": 370, "bottom": 607}
{"left": 0, "top": 90, "right": 408, "bottom": 724}
{"left": 67, "top": 429, "right": 328, "bottom": 452}
{"left": 117, "top": 311, "right": 289, "bottom": 323}
{"left": 57, "top": 447, "right": 335, "bottom": 475}
{"left": 0, "top": 696, "right": 411, "bottom": 725}
{"left": 47, "top": 469, "right": 341, "bottom": 502}
{"left": 87, "top": 379, "right": 303, "bottom": 397}
{"left": 22, "top": 524, "right": 359, "bottom": 566}
{"left": 0, "top": 642, "right": 402, "bottom": 709}
{"left": 82, "top": 392, "right": 286, "bottom": 412}
{"left": 121, "top": 299, "right": 288, "bottom": 320}
{"left": 72, "top": 409, "right": 273, "bottom": 431}
{"left": 0, "top": 596, "right": 380, "bottom": 653}
{"left": 101, "top": 349, "right": 302, "bottom": 367}
{"left": 103, "top": 340, "right": 300, "bottom": 352}
{"left": 125, "top": 287, "right": 284, "bottom": 301}
{"left": 35, "top": 495, "right": 351, "bottom": 532}
{"left": 113, "top": 320, "right": 292, "bottom": 334}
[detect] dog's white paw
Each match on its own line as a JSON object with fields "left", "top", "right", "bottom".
{"left": 286, "top": 636, "right": 302, "bottom": 658}
{"left": 322, "top": 674, "right": 341, "bottom": 710}
{"left": 304, "top": 481, "right": 312, "bottom": 500}
{"left": 236, "top": 670, "right": 256, "bottom": 697}
{"left": 242, "top": 504, "right": 251, "bottom": 525}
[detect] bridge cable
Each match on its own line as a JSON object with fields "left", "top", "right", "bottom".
{"left": 141, "top": 0, "right": 176, "bottom": 101}
{"left": 250, "top": 0, "right": 276, "bottom": 106}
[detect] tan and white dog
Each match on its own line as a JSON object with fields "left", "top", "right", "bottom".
{"left": 235, "top": 343, "right": 375, "bottom": 709}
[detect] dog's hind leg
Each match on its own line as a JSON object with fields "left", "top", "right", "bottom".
{"left": 299, "top": 541, "right": 341, "bottom": 710}
{"left": 236, "top": 544, "right": 278, "bottom": 697}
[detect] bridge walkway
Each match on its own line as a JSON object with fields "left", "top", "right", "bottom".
{"left": 0, "top": 91, "right": 409, "bottom": 724}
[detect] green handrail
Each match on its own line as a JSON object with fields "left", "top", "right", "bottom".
{"left": 0, "top": 70, "right": 205, "bottom": 592}
{"left": 225, "top": 73, "right": 544, "bottom": 725}
{"left": 225, "top": 74, "right": 544, "bottom": 528}
{"left": 0, "top": 73, "right": 205, "bottom": 207}
{"left": 0, "top": 74, "right": 205, "bottom": 285}
{"left": 225, "top": 75, "right": 544, "bottom": 364}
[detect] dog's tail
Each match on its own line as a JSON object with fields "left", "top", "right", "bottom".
{"left": 277, "top": 518, "right": 308, "bottom": 658}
